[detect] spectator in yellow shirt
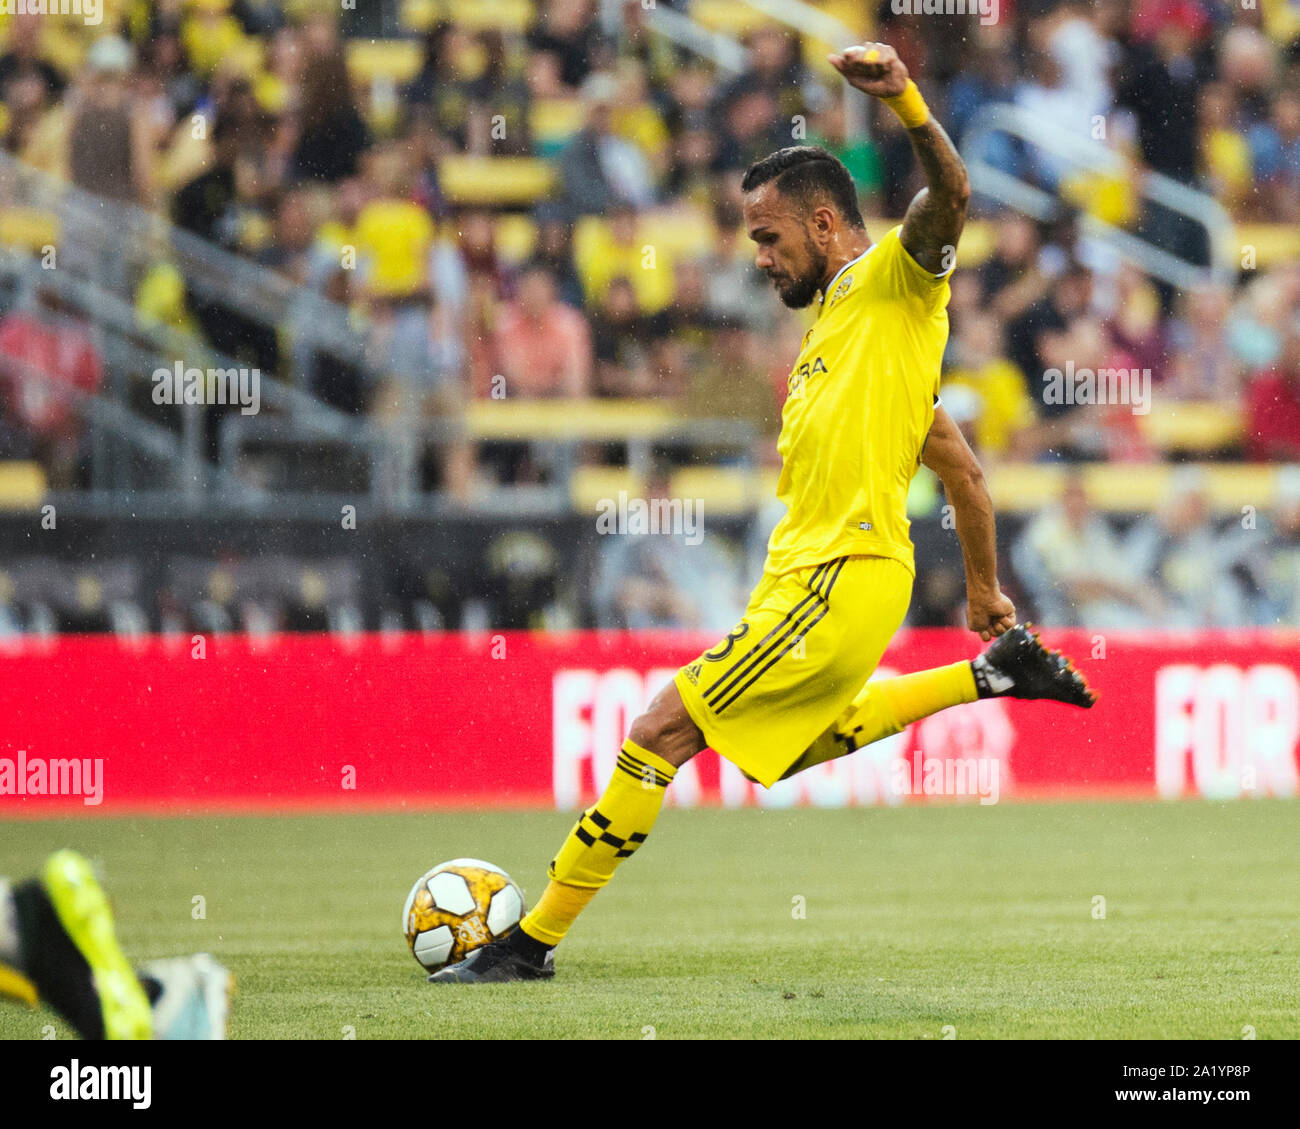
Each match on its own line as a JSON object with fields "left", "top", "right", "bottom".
{"left": 181, "top": 0, "right": 249, "bottom": 78}
{"left": 353, "top": 195, "right": 435, "bottom": 301}
{"left": 576, "top": 204, "right": 675, "bottom": 315}
{"left": 942, "top": 312, "right": 1039, "bottom": 460}
{"left": 1198, "top": 82, "right": 1253, "bottom": 217}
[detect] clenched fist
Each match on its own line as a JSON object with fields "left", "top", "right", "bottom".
{"left": 828, "top": 43, "right": 910, "bottom": 99}
{"left": 967, "top": 588, "right": 1017, "bottom": 642}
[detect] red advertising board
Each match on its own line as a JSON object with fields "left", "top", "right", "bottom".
{"left": 1, "top": 629, "right": 1297, "bottom": 814}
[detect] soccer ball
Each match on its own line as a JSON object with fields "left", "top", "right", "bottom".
{"left": 402, "top": 858, "right": 526, "bottom": 972}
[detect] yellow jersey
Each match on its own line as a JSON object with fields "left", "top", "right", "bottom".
{"left": 765, "top": 225, "right": 952, "bottom": 578}
{"left": 352, "top": 201, "right": 436, "bottom": 299}
{"left": 943, "top": 357, "right": 1036, "bottom": 457}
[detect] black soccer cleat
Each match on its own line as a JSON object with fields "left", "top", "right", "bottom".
{"left": 427, "top": 935, "right": 555, "bottom": 984}
{"left": 971, "top": 623, "right": 1097, "bottom": 708}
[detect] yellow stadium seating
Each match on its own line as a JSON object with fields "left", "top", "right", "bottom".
{"left": 0, "top": 462, "right": 47, "bottom": 509}
{"left": 577, "top": 466, "right": 778, "bottom": 517}
{"left": 401, "top": 0, "right": 535, "bottom": 34}
{"left": 570, "top": 465, "right": 644, "bottom": 511}
{"left": 987, "top": 461, "right": 1280, "bottom": 515}
{"left": 438, "top": 156, "right": 557, "bottom": 206}
{"left": 1136, "top": 402, "right": 1243, "bottom": 451}
{"left": 1237, "top": 224, "right": 1300, "bottom": 269}
{"left": 586, "top": 461, "right": 1281, "bottom": 518}
{"left": 689, "top": 0, "right": 774, "bottom": 35}
{"left": 346, "top": 39, "right": 423, "bottom": 84}
{"left": 670, "top": 466, "right": 771, "bottom": 514}
{"left": 468, "top": 398, "right": 677, "bottom": 441}
{"left": 952, "top": 219, "right": 995, "bottom": 266}
{"left": 485, "top": 213, "right": 992, "bottom": 271}
{"left": 0, "top": 208, "right": 60, "bottom": 254}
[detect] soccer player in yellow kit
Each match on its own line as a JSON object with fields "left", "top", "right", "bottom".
{"left": 432, "top": 43, "right": 1095, "bottom": 983}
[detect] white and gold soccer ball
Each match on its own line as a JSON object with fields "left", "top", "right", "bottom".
{"left": 402, "top": 859, "right": 526, "bottom": 972}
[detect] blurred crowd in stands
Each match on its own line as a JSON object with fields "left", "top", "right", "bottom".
{"left": 0, "top": 0, "right": 1299, "bottom": 630}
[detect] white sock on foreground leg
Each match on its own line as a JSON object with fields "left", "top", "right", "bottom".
{"left": 0, "top": 880, "right": 20, "bottom": 968}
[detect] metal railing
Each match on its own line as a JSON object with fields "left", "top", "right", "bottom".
{"left": 0, "top": 154, "right": 763, "bottom": 517}
{"left": 734, "top": 0, "right": 868, "bottom": 142}
{"left": 636, "top": 2, "right": 750, "bottom": 73}
{"left": 0, "top": 150, "right": 371, "bottom": 379}
{"left": 602, "top": 0, "right": 867, "bottom": 139}
{"left": 960, "top": 102, "right": 1236, "bottom": 290}
{"left": 0, "top": 241, "right": 761, "bottom": 517}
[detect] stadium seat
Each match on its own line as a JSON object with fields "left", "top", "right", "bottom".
{"left": 1236, "top": 224, "right": 1300, "bottom": 269}
{"left": 951, "top": 220, "right": 995, "bottom": 267}
{"left": 400, "top": 0, "right": 535, "bottom": 34}
{"left": 1136, "top": 401, "right": 1244, "bottom": 452}
{"left": 670, "top": 467, "right": 751, "bottom": 515}
{"left": 561, "top": 463, "right": 780, "bottom": 517}
{"left": 346, "top": 40, "right": 423, "bottom": 84}
{"left": 986, "top": 462, "right": 1281, "bottom": 515}
{"left": 570, "top": 466, "right": 644, "bottom": 512}
{"left": 818, "top": 0, "right": 870, "bottom": 33}
{"left": 984, "top": 464, "right": 1063, "bottom": 514}
{"left": 0, "top": 462, "right": 46, "bottom": 508}
{"left": 467, "top": 399, "right": 678, "bottom": 442}
{"left": 691, "top": 0, "right": 782, "bottom": 35}
{"left": 0, "top": 208, "right": 60, "bottom": 255}
{"left": 438, "top": 156, "right": 556, "bottom": 207}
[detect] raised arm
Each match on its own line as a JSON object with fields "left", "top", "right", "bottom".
{"left": 921, "top": 404, "right": 1016, "bottom": 640}
{"left": 829, "top": 43, "right": 971, "bottom": 273}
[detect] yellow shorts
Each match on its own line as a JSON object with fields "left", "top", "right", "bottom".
{"left": 675, "top": 555, "right": 913, "bottom": 788}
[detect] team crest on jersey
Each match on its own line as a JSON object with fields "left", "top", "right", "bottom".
{"left": 828, "top": 273, "right": 854, "bottom": 308}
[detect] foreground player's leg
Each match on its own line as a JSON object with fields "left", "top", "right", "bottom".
{"left": 784, "top": 623, "right": 1096, "bottom": 777}
{"left": 0, "top": 851, "right": 232, "bottom": 1038}
{"left": 0, "top": 849, "right": 152, "bottom": 1038}
{"left": 430, "top": 689, "right": 699, "bottom": 984}
{"left": 0, "top": 878, "right": 36, "bottom": 1008}
{"left": 137, "top": 953, "right": 233, "bottom": 1040}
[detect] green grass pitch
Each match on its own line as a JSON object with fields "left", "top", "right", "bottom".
{"left": 1, "top": 801, "right": 1297, "bottom": 1039}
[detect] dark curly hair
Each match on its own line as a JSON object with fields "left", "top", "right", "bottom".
{"left": 741, "top": 146, "right": 865, "bottom": 230}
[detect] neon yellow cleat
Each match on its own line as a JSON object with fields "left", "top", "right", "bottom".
{"left": 0, "top": 962, "right": 38, "bottom": 1008}
{"left": 15, "top": 850, "right": 153, "bottom": 1039}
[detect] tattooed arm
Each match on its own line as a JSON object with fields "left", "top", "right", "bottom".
{"left": 896, "top": 118, "right": 971, "bottom": 273}
{"left": 829, "top": 43, "right": 971, "bottom": 273}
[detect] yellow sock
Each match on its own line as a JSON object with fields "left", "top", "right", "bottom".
{"left": 781, "top": 661, "right": 978, "bottom": 778}
{"left": 519, "top": 739, "right": 676, "bottom": 947}
{"left": 841, "top": 661, "right": 978, "bottom": 748}
{"left": 517, "top": 882, "right": 599, "bottom": 947}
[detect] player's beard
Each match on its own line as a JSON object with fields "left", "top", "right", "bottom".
{"left": 774, "top": 236, "right": 829, "bottom": 309}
